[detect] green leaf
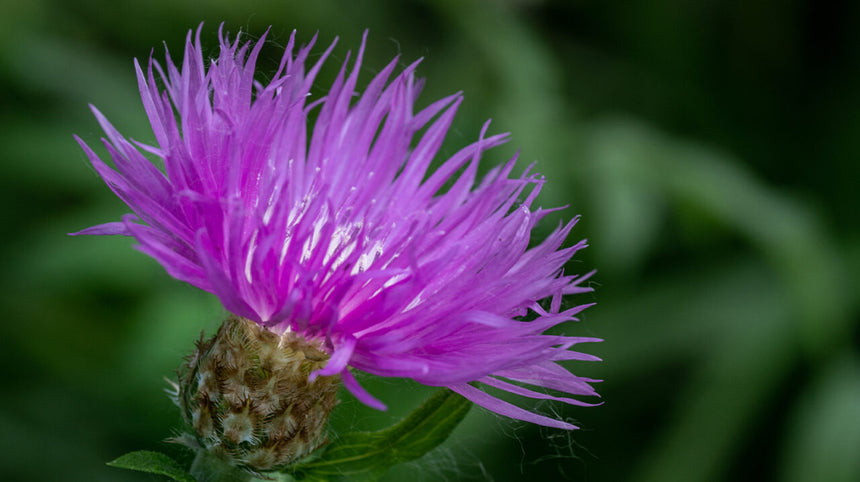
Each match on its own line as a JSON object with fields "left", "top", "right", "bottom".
{"left": 107, "top": 450, "right": 196, "bottom": 482}
{"left": 288, "top": 388, "right": 471, "bottom": 481}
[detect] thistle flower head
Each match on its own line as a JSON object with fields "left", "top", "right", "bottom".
{"left": 74, "top": 25, "right": 601, "bottom": 430}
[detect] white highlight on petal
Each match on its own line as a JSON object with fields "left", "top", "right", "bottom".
{"left": 244, "top": 229, "right": 259, "bottom": 284}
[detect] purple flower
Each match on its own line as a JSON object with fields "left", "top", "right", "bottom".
{"left": 73, "top": 25, "right": 601, "bottom": 429}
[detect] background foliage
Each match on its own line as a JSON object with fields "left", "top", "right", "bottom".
{"left": 1, "top": 1, "right": 858, "bottom": 481}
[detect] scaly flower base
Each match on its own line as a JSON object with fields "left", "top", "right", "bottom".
{"left": 174, "top": 317, "right": 340, "bottom": 472}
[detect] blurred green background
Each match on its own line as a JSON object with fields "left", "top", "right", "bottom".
{"left": 2, "top": 0, "right": 858, "bottom": 481}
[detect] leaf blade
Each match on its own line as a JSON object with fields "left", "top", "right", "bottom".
{"left": 289, "top": 388, "right": 471, "bottom": 481}
{"left": 107, "top": 450, "right": 196, "bottom": 482}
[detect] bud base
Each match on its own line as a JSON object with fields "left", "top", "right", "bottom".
{"left": 175, "top": 316, "right": 340, "bottom": 471}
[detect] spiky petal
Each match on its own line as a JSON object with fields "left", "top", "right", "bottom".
{"left": 74, "top": 25, "right": 601, "bottom": 429}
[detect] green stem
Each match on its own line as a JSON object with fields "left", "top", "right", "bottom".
{"left": 190, "top": 450, "right": 253, "bottom": 482}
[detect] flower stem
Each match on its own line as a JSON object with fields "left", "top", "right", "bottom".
{"left": 190, "top": 449, "right": 253, "bottom": 482}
